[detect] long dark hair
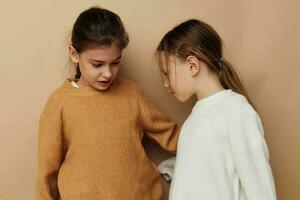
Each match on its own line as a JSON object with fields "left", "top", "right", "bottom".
{"left": 157, "top": 19, "right": 255, "bottom": 109}
{"left": 70, "top": 7, "right": 129, "bottom": 79}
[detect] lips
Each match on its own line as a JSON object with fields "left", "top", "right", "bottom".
{"left": 97, "top": 80, "right": 111, "bottom": 87}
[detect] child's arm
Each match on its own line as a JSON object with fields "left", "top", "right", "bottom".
{"left": 137, "top": 89, "right": 180, "bottom": 154}
{"left": 36, "top": 97, "right": 65, "bottom": 200}
{"left": 228, "top": 113, "right": 277, "bottom": 200}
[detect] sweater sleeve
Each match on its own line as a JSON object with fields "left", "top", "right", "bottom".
{"left": 36, "top": 97, "right": 65, "bottom": 200}
{"left": 138, "top": 89, "right": 180, "bottom": 153}
{"left": 228, "top": 113, "right": 277, "bottom": 200}
{"left": 158, "top": 156, "right": 176, "bottom": 181}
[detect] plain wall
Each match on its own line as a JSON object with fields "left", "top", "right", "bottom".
{"left": 0, "top": 0, "right": 299, "bottom": 199}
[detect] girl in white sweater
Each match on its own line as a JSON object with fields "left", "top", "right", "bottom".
{"left": 156, "top": 19, "right": 276, "bottom": 200}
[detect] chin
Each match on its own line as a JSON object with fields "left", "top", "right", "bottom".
{"left": 93, "top": 81, "right": 113, "bottom": 91}
{"left": 95, "top": 86, "right": 110, "bottom": 91}
{"left": 173, "top": 93, "right": 191, "bottom": 102}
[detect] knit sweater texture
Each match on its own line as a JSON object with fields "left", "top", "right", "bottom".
{"left": 36, "top": 77, "right": 180, "bottom": 200}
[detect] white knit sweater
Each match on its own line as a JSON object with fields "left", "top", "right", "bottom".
{"left": 159, "top": 90, "right": 276, "bottom": 200}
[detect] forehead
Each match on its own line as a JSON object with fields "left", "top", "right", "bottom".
{"left": 81, "top": 44, "right": 122, "bottom": 62}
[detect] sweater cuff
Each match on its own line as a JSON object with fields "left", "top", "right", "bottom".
{"left": 158, "top": 156, "right": 176, "bottom": 182}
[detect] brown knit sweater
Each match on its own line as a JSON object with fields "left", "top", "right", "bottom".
{"left": 36, "top": 77, "right": 180, "bottom": 200}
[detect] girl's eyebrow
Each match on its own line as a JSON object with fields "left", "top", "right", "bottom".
{"left": 90, "top": 56, "right": 122, "bottom": 63}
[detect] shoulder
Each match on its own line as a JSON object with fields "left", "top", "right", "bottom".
{"left": 220, "top": 92, "right": 264, "bottom": 134}
{"left": 117, "top": 76, "right": 146, "bottom": 97}
{"left": 41, "top": 81, "right": 69, "bottom": 119}
{"left": 117, "top": 76, "right": 156, "bottom": 110}
{"left": 220, "top": 91, "right": 258, "bottom": 118}
{"left": 220, "top": 93, "right": 265, "bottom": 137}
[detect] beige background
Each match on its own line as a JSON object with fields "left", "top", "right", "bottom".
{"left": 0, "top": 0, "right": 299, "bottom": 199}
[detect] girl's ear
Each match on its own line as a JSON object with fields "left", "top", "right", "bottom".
{"left": 186, "top": 56, "right": 200, "bottom": 76}
{"left": 69, "top": 45, "right": 79, "bottom": 64}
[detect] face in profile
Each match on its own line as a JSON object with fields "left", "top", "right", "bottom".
{"left": 159, "top": 53, "right": 195, "bottom": 102}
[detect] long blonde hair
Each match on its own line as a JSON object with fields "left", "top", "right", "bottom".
{"left": 156, "top": 19, "right": 255, "bottom": 109}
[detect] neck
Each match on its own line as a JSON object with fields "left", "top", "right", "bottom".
{"left": 195, "top": 75, "right": 224, "bottom": 101}
{"left": 77, "top": 77, "right": 89, "bottom": 87}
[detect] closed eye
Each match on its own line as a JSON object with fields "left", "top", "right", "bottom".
{"left": 111, "top": 61, "right": 120, "bottom": 65}
{"left": 92, "top": 63, "right": 104, "bottom": 68}
{"left": 91, "top": 60, "right": 120, "bottom": 68}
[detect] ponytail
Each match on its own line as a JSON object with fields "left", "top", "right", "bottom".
{"left": 220, "top": 58, "right": 256, "bottom": 109}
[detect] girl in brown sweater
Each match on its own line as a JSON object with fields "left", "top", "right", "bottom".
{"left": 36, "top": 7, "right": 179, "bottom": 200}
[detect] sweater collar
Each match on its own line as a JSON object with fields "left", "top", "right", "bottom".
{"left": 62, "top": 78, "right": 120, "bottom": 96}
{"left": 192, "top": 89, "right": 235, "bottom": 111}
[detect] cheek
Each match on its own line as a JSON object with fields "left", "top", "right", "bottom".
{"left": 168, "top": 71, "right": 176, "bottom": 86}
{"left": 78, "top": 62, "right": 87, "bottom": 75}
{"left": 79, "top": 61, "right": 92, "bottom": 74}
{"left": 85, "top": 66, "right": 98, "bottom": 77}
{"left": 176, "top": 76, "right": 192, "bottom": 96}
{"left": 112, "top": 66, "right": 120, "bottom": 76}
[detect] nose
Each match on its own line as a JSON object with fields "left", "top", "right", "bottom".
{"left": 102, "top": 66, "right": 112, "bottom": 79}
